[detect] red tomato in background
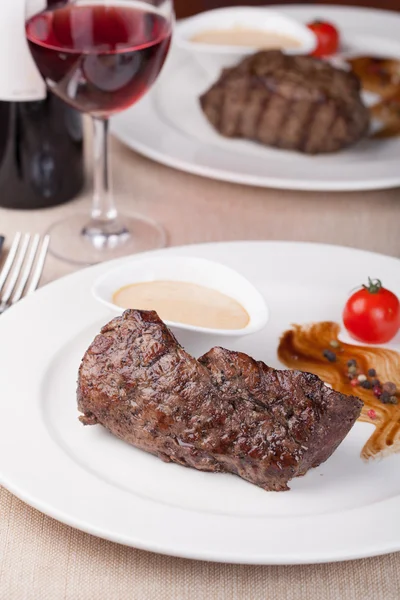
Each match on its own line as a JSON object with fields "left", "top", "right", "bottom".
{"left": 343, "top": 279, "right": 400, "bottom": 344}
{"left": 307, "top": 20, "right": 340, "bottom": 57}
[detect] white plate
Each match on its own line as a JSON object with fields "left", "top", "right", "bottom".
{"left": 1, "top": 241, "right": 400, "bottom": 565}
{"left": 112, "top": 5, "right": 400, "bottom": 192}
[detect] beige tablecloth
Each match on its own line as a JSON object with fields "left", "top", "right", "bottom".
{"left": 1, "top": 137, "right": 400, "bottom": 599}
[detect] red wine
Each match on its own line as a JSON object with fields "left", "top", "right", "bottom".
{"left": 26, "top": 4, "right": 172, "bottom": 117}
{"left": 0, "top": 95, "right": 84, "bottom": 209}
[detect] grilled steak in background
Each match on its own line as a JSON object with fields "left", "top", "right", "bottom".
{"left": 200, "top": 50, "right": 370, "bottom": 154}
{"left": 77, "top": 310, "right": 363, "bottom": 491}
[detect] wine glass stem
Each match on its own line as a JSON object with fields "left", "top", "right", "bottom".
{"left": 82, "top": 117, "right": 131, "bottom": 250}
{"left": 82, "top": 117, "right": 129, "bottom": 247}
{"left": 91, "top": 117, "right": 117, "bottom": 223}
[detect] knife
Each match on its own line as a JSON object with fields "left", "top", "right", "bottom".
{"left": 0, "top": 236, "right": 4, "bottom": 256}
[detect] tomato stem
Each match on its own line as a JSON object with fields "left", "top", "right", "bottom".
{"left": 362, "top": 278, "right": 382, "bottom": 294}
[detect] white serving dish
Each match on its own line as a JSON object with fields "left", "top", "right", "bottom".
{"left": 92, "top": 256, "right": 269, "bottom": 337}
{"left": 174, "top": 6, "right": 317, "bottom": 80}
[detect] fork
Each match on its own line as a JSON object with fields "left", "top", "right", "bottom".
{"left": 0, "top": 233, "right": 50, "bottom": 314}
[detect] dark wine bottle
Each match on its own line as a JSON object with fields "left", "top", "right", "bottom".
{"left": 0, "top": 97, "right": 84, "bottom": 209}
{"left": 0, "top": 0, "right": 84, "bottom": 210}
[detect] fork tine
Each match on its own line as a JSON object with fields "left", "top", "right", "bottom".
{"left": 1, "top": 234, "right": 31, "bottom": 305}
{"left": 12, "top": 234, "right": 41, "bottom": 305}
{"left": 0, "top": 232, "right": 22, "bottom": 295}
{"left": 26, "top": 235, "right": 50, "bottom": 296}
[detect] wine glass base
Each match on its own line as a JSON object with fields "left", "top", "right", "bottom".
{"left": 47, "top": 213, "right": 167, "bottom": 266}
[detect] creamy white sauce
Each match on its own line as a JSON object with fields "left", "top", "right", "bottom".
{"left": 113, "top": 281, "right": 250, "bottom": 330}
{"left": 191, "top": 27, "right": 301, "bottom": 49}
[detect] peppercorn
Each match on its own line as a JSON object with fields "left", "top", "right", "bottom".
{"left": 360, "top": 380, "right": 373, "bottom": 390}
{"left": 367, "top": 409, "right": 377, "bottom": 420}
{"left": 347, "top": 359, "right": 357, "bottom": 368}
{"left": 368, "top": 368, "right": 377, "bottom": 377}
{"left": 358, "top": 374, "right": 367, "bottom": 383}
{"left": 330, "top": 340, "right": 340, "bottom": 349}
{"left": 382, "top": 382, "right": 397, "bottom": 396}
{"left": 373, "top": 385, "right": 382, "bottom": 398}
{"left": 380, "top": 392, "right": 391, "bottom": 404}
{"left": 348, "top": 365, "right": 357, "bottom": 375}
{"left": 350, "top": 378, "right": 359, "bottom": 387}
{"left": 382, "top": 396, "right": 396, "bottom": 405}
{"left": 371, "top": 378, "right": 380, "bottom": 387}
{"left": 388, "top": 396, "right": 398, "bottom": 405}
{"left": 323, "top": 349, "right": 337, "bottom": 362}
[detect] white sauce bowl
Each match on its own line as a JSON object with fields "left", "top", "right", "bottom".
{"left": 174, "top": 7, "right": 317, "bottom": 81}
{"left": 92, "top": 256, "right": 269, "bottom": 337}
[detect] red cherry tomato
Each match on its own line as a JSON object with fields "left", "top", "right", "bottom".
{"left": 343, "top": 278, "right": 400, "bottom": 344}
{"left": 307, "top": 20, "right": 340, "bottom": 57}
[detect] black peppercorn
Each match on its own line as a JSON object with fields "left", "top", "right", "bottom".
{"left": 323, "top": 350, "right": 337, "bottom": 363}
{"left": 360, "top": 380, "right": 373, "bottom": 390}
{"left": 380, "top": 392, "right": 391, "bottom": 404}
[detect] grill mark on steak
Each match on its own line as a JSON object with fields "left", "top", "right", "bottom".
{"left": 264, "top": 95, "right": 290, "bottom": 147}
{"left": 276, "top": 98, "right": 294, "bottom": 148}
{"left": 77, "top": 310, "right": 363, "bottom": 492}
{"left": 217, "top": 85, "right": 226, "bottom": 133}
{"left": 280, "top": 99, "right": 312, "bottom": 149}
{"left": 236, "top": 80, "right": 251, "bottom": 137}
{"left": 255, "top": 82, "right": 272, "bottom": 142}
{"left": 326, "top": 107, "right": 340, "bottom": 139}
{"left": 299, "top": 102, "right": 320, "bottom": 153}
{"left": 306, "top": 104, "right": 340, "bottom": 153}
{"left": 200, "top": 50, "right": 370, "bottom": 154}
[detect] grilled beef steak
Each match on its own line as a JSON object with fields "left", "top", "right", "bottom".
{"left": 77, "top": 310, "right": 363, "bottom": 491}
{"left": 200, "top": 50, "right": 370, "bottom": 154}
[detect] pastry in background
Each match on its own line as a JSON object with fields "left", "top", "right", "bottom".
{"left": 347, "top": 56, "right": 400, "bottom": 97}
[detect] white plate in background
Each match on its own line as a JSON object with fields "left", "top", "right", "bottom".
{"left": 112, "top": 5, "right": 400, "bottom": 191}
{"left": 0, "top": 241, "right": 399, "bottom": 564}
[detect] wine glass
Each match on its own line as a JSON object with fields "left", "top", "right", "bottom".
{"left": 25, "top": 0, "right": 174, "bottom": 265}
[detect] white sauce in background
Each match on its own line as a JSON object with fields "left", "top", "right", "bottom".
{"left": 191, "top": 27, "right": 301, "bottom": 49}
